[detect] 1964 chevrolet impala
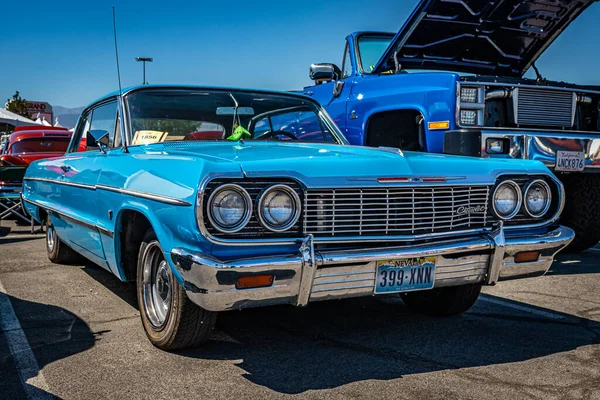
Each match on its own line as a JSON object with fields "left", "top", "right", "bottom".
{"left": 22, "top": 85, "right": 574, "bottom": 350}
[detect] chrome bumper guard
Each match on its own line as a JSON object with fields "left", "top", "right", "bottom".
{"left": 170, "top": 225, "right": 574, "bottom": 312}
{"left": 480, "top": 130, "right": 600, "bottom": 170}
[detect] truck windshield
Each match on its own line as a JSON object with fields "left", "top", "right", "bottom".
{"left": 357, "top": 36, "right": 393, "bottom": 73}
{"left": 126, "top": 89, "right": 344, "bottom": 145}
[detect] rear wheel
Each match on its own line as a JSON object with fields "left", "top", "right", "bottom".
{"left": 46, "top": 217, "right": 81, "bottom": 264}
{"left": 137, "top": 229, "right": 217, "bottom": 350}
{"left": 560, "top": 174, "right": 600, "bottom": 252}
{"left": 400, "top": 283, "right": 482, "bottom": 316}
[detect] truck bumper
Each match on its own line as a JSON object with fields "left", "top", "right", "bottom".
{"left": 444, "top": 129, "right": 600, "bottom": 171}
{"left": 170, "top": 225, "right": 574, "bottom": 312}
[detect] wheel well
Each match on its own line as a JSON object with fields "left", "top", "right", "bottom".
{"left": 38, "top": 208, "right": 48, "bottom": 224}
{"left": 118, "top": 210, "right": 152, "bottom": 282}
{"left": 365, "top": 109, "right": 425, "bottom": 151}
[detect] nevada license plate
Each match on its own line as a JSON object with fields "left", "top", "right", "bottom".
{"left": 556, "top": 151, "right": 585, "bottom": 172}
{"left": 374, "top": 257, "right": 436, "bottom": 294}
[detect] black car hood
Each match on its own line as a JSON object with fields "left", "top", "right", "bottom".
{"left": 373, "top": 0, "right": 597, "bottom": 77}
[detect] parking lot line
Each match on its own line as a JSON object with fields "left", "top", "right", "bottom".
{"left": 0, "top": 278, "right": 52, "bottom": 399}
{"left": 479, "top": 295, "right": 565, "bottom": 320}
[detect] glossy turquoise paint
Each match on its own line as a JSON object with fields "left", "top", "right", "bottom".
{"left": 304, "top": 32, "right": 459, "bottom": 153}
{"left": 22, "top": 86, "right": 556, "bottom": 288}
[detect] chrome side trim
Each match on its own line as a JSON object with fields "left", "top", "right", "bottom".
{"left": 95, "top": 185, "right": 192, "bottom": 207}
{"left": 23, "top": 177, "right": 95, "bottom": 190}
{"left": 23, "top": 177, "right": 191, "bottom": 207}
{"left": 22, "top": 197, "right": 114, "bottom": 238}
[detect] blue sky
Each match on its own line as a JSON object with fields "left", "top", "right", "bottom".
{"left": 1, "top": 0, "right": 599, "bottom": 108}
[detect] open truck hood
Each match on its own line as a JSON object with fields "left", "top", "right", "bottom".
{"left": 373, "top": 0, "right": 596, "bottom": 77}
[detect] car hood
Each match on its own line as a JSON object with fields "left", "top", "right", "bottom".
{"left": 373, "top": 0, "right": 596, "bottom": 77}
{"left": 155, "top": 141, "right": 550, "bottom": 187}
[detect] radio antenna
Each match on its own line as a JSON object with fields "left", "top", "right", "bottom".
{"left": 112, "top": 6, "right": 129, "bottom": 152}
{"left": 112, "top": 6, "right": 123, "bottom": 96}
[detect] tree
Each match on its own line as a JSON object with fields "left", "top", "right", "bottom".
{"left": 5, "top": 91, "right": 31, "bottom": 119}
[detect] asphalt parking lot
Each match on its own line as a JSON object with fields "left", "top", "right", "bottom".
{"left": 0, "top": 221, "right": 599, "bottom": 400}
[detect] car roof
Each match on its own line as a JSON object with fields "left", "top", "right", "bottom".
{"left": 9, "top": 130, "right": 72, "bottom": 143}
{"left": 86, "top": 84, "right": 316, "bottom": 111}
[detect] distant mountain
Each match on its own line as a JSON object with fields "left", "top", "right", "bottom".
{"left": 53, "top": 105, "right": 85, "bottom": 129}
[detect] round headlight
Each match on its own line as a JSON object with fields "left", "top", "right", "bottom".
{"left": 208, "top": 185, "right": 252, "bottom": 232}
{"left": 524, "top": 180, "right": 551, "bottom": 218}
{"left": 493, "top": 181, "right": 522, "bottom": 220}
{"left": 258, "top": 185, "right": 301, "bottom": 232}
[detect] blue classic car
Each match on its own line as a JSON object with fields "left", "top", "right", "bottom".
{"left": 303, "top": 0, "right": 600, "bottom": 251}
{"left": 22, "top": 85, "right": 574, "bottom": 350}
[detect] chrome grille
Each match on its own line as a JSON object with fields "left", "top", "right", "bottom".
{"left": 514, "top": 88, "right": 575, "bottom": 128}
{"left": 303, "top": 186, "right": 491, "bottom": 237}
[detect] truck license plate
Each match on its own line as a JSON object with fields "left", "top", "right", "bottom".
{"left": 556, "top": 151, "right": 585, "bottom": 172}
{"left": 374, "top": 257, "right": 436, "bottom": 294}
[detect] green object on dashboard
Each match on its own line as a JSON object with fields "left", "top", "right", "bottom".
{"left": 227, "top": 126, "right": 252, "bottom": 141}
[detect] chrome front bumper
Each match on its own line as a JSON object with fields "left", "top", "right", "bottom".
{"left": 170, "top": 225, "right": 574, "bottom": 312}
{"left": 445, "top": 129, "right": 600, "bottom": 171}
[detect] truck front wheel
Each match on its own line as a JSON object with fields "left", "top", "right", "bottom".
{"left": 560, "top": 174, "right": 600, "bottom": 253}
{"left": 400, "top": 283, "right": 482, "bottom": 316}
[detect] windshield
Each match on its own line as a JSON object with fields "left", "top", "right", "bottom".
{"left": 357, "top": 35, "right": 393, "bottom": 73}
{"left": 126, "top": 89, "right": 343, "bottom": 145}
{"left": 10, "top": 138, "right": 70, "bottom": 154}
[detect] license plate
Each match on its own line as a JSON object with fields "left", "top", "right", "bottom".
{"left": 556, "top": 151, "right": 585, "bottom": 172}
{"left": 374, "top": 257, "right": 436, "bottom": 294}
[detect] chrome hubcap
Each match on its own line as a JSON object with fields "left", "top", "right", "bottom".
{"left": 141, "top": 242, "right": 172, "bottom": 329}
{"left": 46, "top": 225, "right": 55, "bottom": 252}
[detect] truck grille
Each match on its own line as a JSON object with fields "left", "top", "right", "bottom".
{"left": 514, "top": 88, "right": 575, "bottom": 128}
{"left": 303, "top": 186, "right": 491, "bottom": 237}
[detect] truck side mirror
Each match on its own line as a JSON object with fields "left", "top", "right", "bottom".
{"left": 310, "top": 63, "right": 341, "bottom": 84}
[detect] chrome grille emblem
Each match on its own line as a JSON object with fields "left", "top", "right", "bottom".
{"left": 455, "top": 205, "right": 486, "bottom": 216}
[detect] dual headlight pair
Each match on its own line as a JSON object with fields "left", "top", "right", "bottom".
{"left": 207, "top": 184, "right": 301, "bottom": 233}
{"left": 493, "top": 179, "right": 552, "bottom": 220}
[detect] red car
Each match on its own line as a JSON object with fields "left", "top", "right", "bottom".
{"left": 0, "top": 126, "right": 72, "bottom": 166}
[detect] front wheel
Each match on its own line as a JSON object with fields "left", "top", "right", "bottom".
{"left": 137, "top": 229, "right": 217, "bottom": 350}
{"left": 400, "top": 283, "right": 482, "bottom": 317}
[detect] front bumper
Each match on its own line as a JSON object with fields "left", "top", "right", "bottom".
{"left": 171, "top": 225, "right": 574, "bottom": 312}
{"left": 444, "top": 129, "right": 600, "bottom": 171}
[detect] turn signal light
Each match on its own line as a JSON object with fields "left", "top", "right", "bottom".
{"left": 514, "top": 251, "right": 540, "bottom": 263}
{"left": 235, "top": 275, "right": 274, "bottom": 290}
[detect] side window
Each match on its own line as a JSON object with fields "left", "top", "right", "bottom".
{"left": 342, "top": 43, "right": 353, "bottom": 79}
{"left": 89, "top": 101, "right": 119, "bottom": 149}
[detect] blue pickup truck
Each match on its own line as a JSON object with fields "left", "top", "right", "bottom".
{"left": 303, "top": 0, "right": 600, "bottom": 251}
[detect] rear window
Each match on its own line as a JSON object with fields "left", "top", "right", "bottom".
{"left": 11, "top": 138, "right": 70, "bottom": 154}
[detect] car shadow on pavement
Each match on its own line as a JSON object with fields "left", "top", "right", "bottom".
{"left": 79, "top": 262, "right": 600, "bottom": 395}
{"left": 181, "top": 295, "right": 600, "bottom": 395}
{"left": 546, "top": 251, "right": 600, "bottom": 276}
{"left": 0, "top": 294, "right": 99, "bottom": 399}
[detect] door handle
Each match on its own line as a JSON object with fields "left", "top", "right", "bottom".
{"left": 303, "top": 91, "right": 314, "bottom": 96}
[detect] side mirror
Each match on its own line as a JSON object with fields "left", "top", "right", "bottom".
{"left": 309, "top": 63, "right": 341, "bottom": 84}
{"left": 87, "top": 130, "right": 110, "bottom": 153}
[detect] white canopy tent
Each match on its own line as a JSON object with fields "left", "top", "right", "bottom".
{"left": 0, "top": 108, "right": 40, "bottom": 128}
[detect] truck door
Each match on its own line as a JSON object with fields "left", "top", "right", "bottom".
{"left": 303, "top": 42, "right": 354, "bottom": 140}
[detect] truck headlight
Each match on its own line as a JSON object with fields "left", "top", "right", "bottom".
{"left": 460, "top": 110, "right": 478, "bottom": 125}
{"left": 258, "top": 185, "right": 301, "bottom": 232}
{"left": 493, "top": 181, "right": 521, "bottom": 220}
{"left": 524, "top": 180, "right": 551, "bottom": 218}
{"left": 460, "top": 87, "right": 479, "bottom": 103}
{"left": 208, "top": 184, "right": 252, "bottom": 233}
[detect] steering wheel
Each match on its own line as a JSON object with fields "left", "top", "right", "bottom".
{"left": 256, "top": 130, "right": 298, "bottom": 141}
